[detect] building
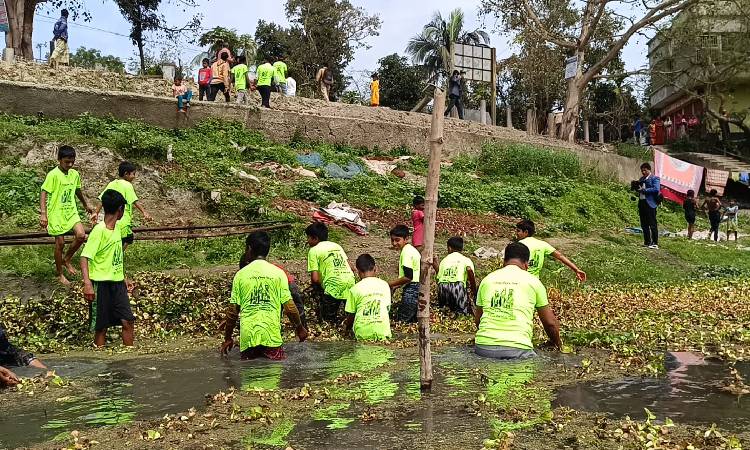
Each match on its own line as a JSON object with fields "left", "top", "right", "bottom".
{"left": 648, "top": 4, "right": 750, "bottom": 143}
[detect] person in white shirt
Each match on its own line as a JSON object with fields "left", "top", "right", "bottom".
{"left": 285, "top": 76, "right": 297, "bottom": 97}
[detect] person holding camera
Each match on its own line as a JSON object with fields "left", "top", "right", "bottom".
{"left": 444, "top": 70, "right": 465, "bottom": 120}
{"left": 634, "top": 163, "right": 661, "bottom": 249}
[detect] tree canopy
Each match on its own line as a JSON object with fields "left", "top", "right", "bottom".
{"left": 69, "top": 47, "right": 125, "bottom": 72}
{"left": 376, "top": 54, "right": 427, "bottom": 111}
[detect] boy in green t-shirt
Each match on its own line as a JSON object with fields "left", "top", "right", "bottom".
{"left": 231, "top": 54, "right": 250, "bottom": 105}
{"left": 94, "top": 161, "right": 152, "bottom": 250}
{"left": 344, "top": 254, "right": 392, "bottom": 341}
{"left": 81, "top": 190, "right": 134, "bottom": 347}
{"left": 40, "top": 145, "right": 96, "bottom": 285}
{"left": 388, "top": 224, "right": 421, "bottom": 323}
{"left": 273, "top": 55, "right": 288, "bottom": 94}
{"left": 220, "top": 231, "right": 307, "bottom": 360}
{"left": 305, "top": 222, "right": 356, "bottom": 323}
{"left": 515, "top": 220, "right": 586, "bottom": 282}
{"left": 432, "top": 237, "right": 477, "bottom": 315}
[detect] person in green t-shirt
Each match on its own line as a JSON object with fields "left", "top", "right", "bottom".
{"left": 272, "top": 55, "right": 288, "bottom": 95}
{"left": 305, "top": 222, "right": 356, "bottom": 323}
{"left": 40, "top": 145, "right": 96, "bottom": 285}
{"left": 256, "top": 56, "right": 275, "bottom": 108}
{"left": 94, "top": 161, "right": 153, "bottom": 251}
{"left": 344, "top": 254, "right": 392, "bottom": 341}
{"left": 220, "top": 231, "right": 307, "bottom": 360}
{"left": 81, "top": 189, "right": 135, "bottom": 348}
{"left": 231, "top": 54, "right": 251, "bottom": 105}
{"left": 431, "top": 236, "right": 477, "bottom": 316}
{"left": 388, "top": 225, "right": 421, "bottom": 323}
{"left": 474, "top": 242, "right": 562, "bottom": 360}
{"left": 515, "top": 220, "right": 586, "bottom": 282}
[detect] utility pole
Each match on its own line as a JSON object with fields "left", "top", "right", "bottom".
{"left": 36, "top": 43, "right": 44, "bottom": 62}
{"left": 417, "top": 87, "right": 445, "bottom": 391}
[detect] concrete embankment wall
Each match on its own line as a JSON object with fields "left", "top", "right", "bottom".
{"left": 0, "top": 80, "right": 640, "bottom": 183}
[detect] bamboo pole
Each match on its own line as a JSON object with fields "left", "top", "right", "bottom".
{"left": 0, "top": 221, "right": 283, "bottom": 241}
{"left": 0, "top": 224, "right": 291, "bottom": 246}
{"left": 417, "top": 87, "right": 445, "bottom": 391}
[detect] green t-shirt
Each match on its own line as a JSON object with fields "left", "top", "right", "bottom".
{"left": 231, "top": 259, "right": 292, "bottom": 351}
{"left": 41, "top": 167, "right": 82, "bottom": 236}
{"left": 81, "top": 222, "right": 125, "bottom": 282}
{"left": 475, "top": 265, "right": 548, "bottom": 349}
{"left": 437, "top": 252, "right": 475, "bottom": 286}
{"left": 345, "top": 277, "right": 392, "bottom": 341}
{"left": 307, "top": 241, "right": 355, "bottom": 300}
{"left": 99, "top": 179, "right": 138, "bottom": 238}
{"left": 399, "top": 244, "right": 421, "bottom": 282}
{"left": 273, "top": 61, "right": 288, "bottom": 84}
{"left": 257, "top": 63, "right": 275, "bottom": 87}
{"left": 231, "top": 64, "right": 249, "bottom": 91}
{"left": 520, "top": 237, "right": 556, "bottom": 278}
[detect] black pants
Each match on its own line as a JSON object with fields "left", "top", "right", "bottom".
{"left": 444, "top": 94, "right": 464, "bottom": 119}
{"left": 709, "top": 211, "right": 722, "bottom": 241}
{"left": 638, "top": 200, "right": 658, "bottom": 246}
{"left": 258, "top": 85, "right": 271, "bottom": 108}
{"left": 199, "top": 84, "right": 210, "bottom": 101}
{"left": 209, "top": 83, "right": 230, "bottom": 102}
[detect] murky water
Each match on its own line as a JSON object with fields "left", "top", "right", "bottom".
{"left": 554, "top": 352, "right": 750, "bottom": 430}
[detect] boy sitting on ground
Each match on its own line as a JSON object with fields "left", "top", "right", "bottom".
{"left": 305, "top": 223, "right": 356, "bottom": 323}
{"left": 221, "top": 232, "right": 307, "bottom": 360}
{"left": 474, "top": 242, "right": 562, "bottom": 360}
{"left": 433, "top": 237, "right": 477, "bottom": 315}
{"left": 343, "top": 254, "right": 392, "bottom": 341}
{"left": 94, "top": 161, "right": 152, "bottom": 251}
{"left": 515, "top": 219, "right": 586, "bottom": 282}
{"left": 40, "top": 145, "right": 96, "bottom": 285}
{"left": 81, "top": 190, "right": 134, "bottom": 348}
{"left": 389, "top": 225, "right": 422, "bottom": 323}
{"left": 1, "top": 322, "right": 47, "bottom": 373}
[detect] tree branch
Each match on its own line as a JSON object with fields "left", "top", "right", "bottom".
{"left": 579, "top": 0, "right": 610, "bottom": 48}
{"left": 520, "top": 0, "right": 578, "bottom": 49}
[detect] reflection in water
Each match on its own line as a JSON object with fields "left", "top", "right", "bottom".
{"left": 240, "top": 364, "right": 283, "bottom": 391}
{"left": 244, "top": 418, "right": 295, "bottom": 447}
{"left": 327, "top": 345, "right": 394, "bottom": 378}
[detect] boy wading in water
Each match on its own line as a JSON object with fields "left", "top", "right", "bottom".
{"left": 343, "top": 254, "right": 392, "bottom": 341}
{"left": 433, "top": 237, "right": 477, "bottom": 315}
{"left": 221, "top": 232, "right": 308, "bottom": 360}
{"left": 40, "top": 145, "right": 96, "bottom": 285}
{"left": 389, "top": 225, "right": 421, "bottom": 323}
{"left": 305, "top": 223, "right": 356, "bottom": 323}
{"left": 81, "top": 190, "right": 134, "bottom": 347}
{"left": 515, "top": 220, "right": 586, "bottom": 282}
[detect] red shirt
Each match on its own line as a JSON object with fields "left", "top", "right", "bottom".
{"left": 412, "top": 209, "right": 425, "bottom": 247}
{"left": 272, "top": 263, "right": 295, "bottom": 284}
{"left": 198, "top": 67, "right": 212, "bottom": 86}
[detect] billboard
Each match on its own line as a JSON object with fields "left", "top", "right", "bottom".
{"left": 452, "top": 43, "right": 494, "bottom": 82}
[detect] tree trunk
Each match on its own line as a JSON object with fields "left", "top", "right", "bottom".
{"left": 137, "top": 38, "right": 146, "bottom": 74}
{"left": 5, "top": 0, "right": 40, "bottom": 60}
{"left": 559, "top": 50, "right": 586, "bottom": 143}
{"left": 21, "top": 0, "right": 34, "bottom": 59}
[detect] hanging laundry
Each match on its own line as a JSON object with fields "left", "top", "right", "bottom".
{"left": 739, "top": 172, "right": 749, "bottom": 186}
{"left": 705, "top": 168, "right": 730, "bottom": 196}
{"left": 653, "top": 150, "right": 703, "bottom": 204}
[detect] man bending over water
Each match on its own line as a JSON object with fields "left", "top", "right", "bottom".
{"left": 1, "top": 323, "right": 47, "bottom": 386}
{"left": 221, "top": 231, "right": 308, "bottom": 360}
{"left": 474, "top": 242, "right": 562, "bottom": 360}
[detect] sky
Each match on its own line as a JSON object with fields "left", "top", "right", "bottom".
{"left": 26, "top": 0, "right": 650, "bottom": 77}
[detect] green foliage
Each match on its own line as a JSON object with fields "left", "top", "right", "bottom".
{"left": 478, "top": 142, "right": 582, "bottom": 179}
{"left": 376, "top": 54, "right": 426, "bottom": 111}
{"left": 669, "top": 136, "right": 701, "bottom": 153}
{"left": 69, "top": 47, "right": 125, "bottom": 72}
{"left": 0, "top": 167, "right": 42, "bottom": 218}
{"left": 615, "top": 142, "right": 652, "bottom": 160}
{"left": 199, "top": 26, "right": 257, "bottom": 61}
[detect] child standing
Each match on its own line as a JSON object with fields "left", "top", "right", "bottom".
{"left": 94, "top": 161, "right": 152, "bottom": 251}
{"left": 197, "top": 58, "right": 212, "bottom": 101}
{"left": 725, "top": 199, "right": 739, "bottom": 241}
{"left": 81, "top": 190, "right": 134, "bottom": 347}
{"left": 411, "top": 196, "right": 425, "bottom": 251}
{"left": 40, "top": 145, "right": 96, "bottom": 285}
{"left": 305, "top": 223, "right": 356, "bottom": 323}
{"left": 702, "top": 189, "right": 723, "bottom": 241}
{"left": 343, "top": 254, "right": 392, "bottom": 341}
{"left": 515, "top": 220, "right": 586, "bottom": 281}
{"left": 172, "top": 75, "right": 193, "bottom": 112}
{"left": 231, "top": 55, "right": 250, "bottom": 105}
{"left": 434, "top": 237, "right": 477, "bottom": 315}
{"left": 370, "top": 73, "right": 379, "bottom": 107}
{"left": 684, "top": 189, "right": 698, "bottom": 239}
{"left": 389, "top": 225, "right": 422, "bottom": 323}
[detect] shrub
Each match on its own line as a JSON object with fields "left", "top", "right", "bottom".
{"left": 478, "top": 142, "right": 582, "bottom": 179}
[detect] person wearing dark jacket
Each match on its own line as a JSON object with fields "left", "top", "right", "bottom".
{"left": 0, "top": 323, "right": 46, "bottom": 386}
{"left": 637, "top": 163, "right": 661, "bottom": 249}
{"left": 444, "top": 70, "right": 464, "bottom": 120}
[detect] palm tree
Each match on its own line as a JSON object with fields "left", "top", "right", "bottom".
{"left": 406, "top": 8, "right": 490, "bottom": 79}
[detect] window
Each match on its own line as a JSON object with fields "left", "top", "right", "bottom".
{"left": 697, "top": 34, "right": 722, "bottom": 64}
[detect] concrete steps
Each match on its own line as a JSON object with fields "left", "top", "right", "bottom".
{"left": 680, "top": 152, "right": 750, "bottom": 173}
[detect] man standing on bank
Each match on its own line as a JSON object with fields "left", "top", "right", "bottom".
{"left": 637, "top": 162, "right": 661, "bottom": 249}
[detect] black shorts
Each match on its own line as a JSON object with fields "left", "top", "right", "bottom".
{"left": 685, "top": 213, "right": 696, "bottom": 225}
{"left": 90, "top": 281, "right": 135, "bottom": 332}
{"left": 122, "top": 234, "right": 134, "bottom": 245}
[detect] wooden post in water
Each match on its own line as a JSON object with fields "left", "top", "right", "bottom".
{"left": 417, "top": 87, "right": 445, "bottom": 391}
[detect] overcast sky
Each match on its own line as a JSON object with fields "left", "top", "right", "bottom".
{"left": 27, "top": 0, "right": 650, "bottom": 76}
